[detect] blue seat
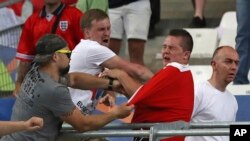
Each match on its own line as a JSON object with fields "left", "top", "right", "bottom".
{"left": 235, "top": 95, "right": 250, "bottom": 121}
{"left": 0, "top": 97, "right": 15, "bottom": 121}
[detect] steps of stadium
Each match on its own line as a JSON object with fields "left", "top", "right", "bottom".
{"left": 160, "top": 0, "right": 235, "bottom": 19}
{"left": 119, "top": 0, "right": 236, "bottom": 73}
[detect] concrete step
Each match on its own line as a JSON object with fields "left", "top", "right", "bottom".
{"left": 160, "top": 0, "right": 235, "bottom": 19}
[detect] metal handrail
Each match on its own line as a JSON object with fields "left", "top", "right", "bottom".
{"left": 190, "top": 121, "right": 250, "bottom": 128}
{"left": 57, "top": 122, "right": 250, "bottom": 141}
{"left": 61, "top": 121, "right": 250, "bottom": 130}
{"left": 57, "top": 128, "right": 229, "bottom": 139}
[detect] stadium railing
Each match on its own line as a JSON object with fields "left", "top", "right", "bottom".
{"left": 57, "top": 121, "right": 250, "bottom": 141}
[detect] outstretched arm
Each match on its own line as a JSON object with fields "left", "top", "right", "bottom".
{"left": 102, "top": 69, "right": 142, "bottom": 98}
{"left": 61, "top": 103, "right": 134, "bottom": 132}
{"left": 0, "top": 117, "right": 43, "bottom": 136}
{"left": 61, "top": 72, "right": 120, "bottom": 90}
{"left": 101, "top": 56, "right": 154, "bottom": 82}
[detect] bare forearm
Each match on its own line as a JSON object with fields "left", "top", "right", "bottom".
{"left": 77, "top": 112, "right": 116, "bottom": 132}
{"left": 62, "top": 104, "right": 133, "bottom": 132}
{"left": 67, "top": 72, "right": 110, "bottom": 89}
{"left": 126, "top": 64, "right": 153, "bottom": 83}
{"left": 63, "top": 108, "right": 119, "bottom": 132}
{"left": 16, "top": 61, "right": 31, "bottom": 84}
{"left": 137, "top": 67, "right": 154, "bottom": 82}
{"left": 0, "top": 121, "right": 27, "bottom": 136}
{"left": 116, "top": 73, "right": 142, "bottom": 98}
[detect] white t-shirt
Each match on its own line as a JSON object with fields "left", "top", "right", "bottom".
{"left": 185, "top": 81, "right": 238, "bottom": 141}
{"left": 69, "top": 39, "right": 116, "bottom": 115}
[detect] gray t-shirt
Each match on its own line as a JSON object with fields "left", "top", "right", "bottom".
{"left": 1, "top": 66, "right": 75, "bottom": 141}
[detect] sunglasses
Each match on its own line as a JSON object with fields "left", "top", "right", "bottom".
{"left": 56, "top": 49, "right": 71, "bottom": 58}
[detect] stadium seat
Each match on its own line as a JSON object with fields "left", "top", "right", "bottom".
{"left": 0, "top": 97, "right": 15, "bottom": 120}
{"left": 184, "top": 28, "right": 219, "bottom": 58}
{"left": 218, "top": 29, "right": 236, "bottom": 48}
{"left": 219, "top": 11, "right": 237, "bottom": 31}
{"left": 235, "top": 95, "right": 250, "bottom": 121}
{"left": 189, "top": 65, "right": 212, "bottom": 85}
{"left": 227, "top": 84, "right": 250, "bottom": 95}
{"left": 217, "top": 11, "right": 237, "bottom": 48}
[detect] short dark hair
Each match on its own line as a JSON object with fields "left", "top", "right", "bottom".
{"left": 80, "top": 9, "right": 109, "bottom": 29}
{"left": 168, "top": 29, "right": 193, "bottom": 52}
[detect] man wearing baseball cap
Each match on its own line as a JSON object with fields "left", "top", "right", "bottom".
{"left": 0, "top": 34, "right": 133, "bottom": 141}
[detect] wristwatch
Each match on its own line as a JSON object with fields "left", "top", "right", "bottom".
{"left": 107, "top": 78, "right": 114, "bottom": 91}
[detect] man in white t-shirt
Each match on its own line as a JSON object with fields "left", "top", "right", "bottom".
{"left": 69, "top": 9, "right": 153, "bottom": 114}
{"left": 185, "top": 46, "right": 239, "bottom": 141}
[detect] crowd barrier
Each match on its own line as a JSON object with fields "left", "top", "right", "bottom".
{"left": 57, "top": 121, "right": 250, "bottom": 141}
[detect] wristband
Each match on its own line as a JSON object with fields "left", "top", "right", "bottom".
{"left": 108, "top": 78, "right": 114, "bottom": 91}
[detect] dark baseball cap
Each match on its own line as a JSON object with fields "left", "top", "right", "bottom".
{"left": 35, "top": 34, "right": 67, "bottom": 55}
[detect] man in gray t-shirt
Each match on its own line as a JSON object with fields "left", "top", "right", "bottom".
{"left": 0, "top": 34, "right": 133, "bottom": 141}
{"left": 1, "top": 66, "right": 75, "bottom": 141}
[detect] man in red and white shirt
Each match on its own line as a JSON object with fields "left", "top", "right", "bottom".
{"left": 14, "top": 0, "right": 84, "bottom": 95}
{"left": 103, "top": 29, "right": 195, "bottom": 141}
{"left": 31, "top": 0, "right": 78, "bottom": 13}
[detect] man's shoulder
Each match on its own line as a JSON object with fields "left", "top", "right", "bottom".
{"left": 42, "top": 78, "right": 66, "bottom": 91}
{"left": 37, "top": 72, "right": 67, "bottom": 92}
{"left": 29, "top": 11, "right": 41, "bottom": 18}
{"left": 165, "top": 62, "right": 190, "bottom": 72}
{"left": 76, "top": 40, "right": 104, "bottom": 50}
{"left": 195, "top": 81, "right": 208, "bottom": 89}
{"left": 64, "top": 5, "right": 83, "bottom": 15}
{"left": 195, "top": 81, "right": 214, "bottom": 97}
